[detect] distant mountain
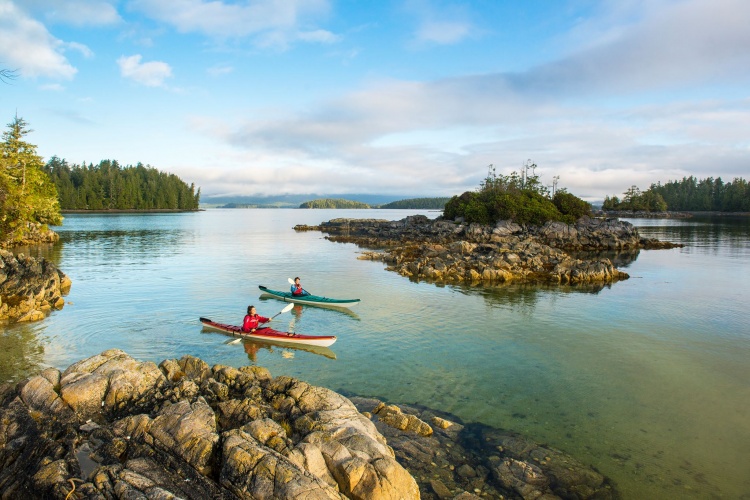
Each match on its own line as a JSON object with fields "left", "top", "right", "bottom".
{"left": 201, "top": 193, "right": 408, "bottom": 208}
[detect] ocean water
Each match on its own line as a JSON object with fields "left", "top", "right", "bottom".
{"left": 2, "top": 210, "right": 748, "bottom": 499}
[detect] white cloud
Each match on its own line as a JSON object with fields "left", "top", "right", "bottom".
{"left": 405, "top": 0, "right": 474, "bottom": 46}
{"left": 415, "top": 20, "right": 471, "bottom": 45}
{"left": 39, "top": 83, "right": 64, "bottom": 91}
{"left": 297, "top": 29, "right": 341, "bottom": 44}
{"left": 117, "top": 54, "right": 172, "bottom": 87}
{"left": 523, "top": 0, "right": 750, "bottom": 95}
{"left": 0, "top": 1, "right": 77, "bottom": 79}
{"left": 207, "top": 64, "right": 234, "bottom": 77}
{"left": 193, "top": 0, "right": 750, "bottom": 199}
{"left": 21, "top": 0, "right": 121, "bottom": 26}
{"left": 65, "top": 41, "right": 94, "bottom": 58}
{"left": 129, "top": 0, "right": 335, "bottom": 48}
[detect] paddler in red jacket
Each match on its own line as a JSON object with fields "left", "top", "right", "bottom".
{"left": 290, "top": 277, "right": 311, "bottom": 296}
{"left": 242, "top": 305, "right": 269, "bottom": 333}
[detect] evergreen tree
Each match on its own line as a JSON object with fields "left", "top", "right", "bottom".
{"left": 444, "top": 163, "right": 589, "bottom": 225}
{"left": 1, "top": 116, "right": 62, "bottom": 244}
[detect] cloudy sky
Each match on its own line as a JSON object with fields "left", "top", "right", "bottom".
{"left": 1, "top": 0, "right": 748, "bottom": 202}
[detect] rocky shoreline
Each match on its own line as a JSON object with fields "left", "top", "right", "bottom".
{"left": 0, "top": 222, "right": 60, "bottom": 249}
{"left": 0, "top": 350, "right": 617, "bottom": 499}
{"left": 294, "top": 215, "right": 682, "bottom": 286}
{"left": 0, "top": 249, "right": 71, "bottom": 324}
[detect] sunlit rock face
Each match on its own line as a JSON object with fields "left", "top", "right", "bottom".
{"left": 0, "top": 250, "right": 71, "bottom": 324}
{"left": 0, "top": 350, "right": 419, "bottom": 499}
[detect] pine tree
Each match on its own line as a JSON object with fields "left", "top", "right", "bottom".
{"left": 1, "top": 116, "right": 62, "bottom": 244}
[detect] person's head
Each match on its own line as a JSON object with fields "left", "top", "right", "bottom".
{"left": 247, "top": 305, "right": 256, "bottom": 315}
{"left": 294, "top": 277, "right": 301, "bottom": 284}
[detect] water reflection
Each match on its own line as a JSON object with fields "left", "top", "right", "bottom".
{"left": 0, "top": 324, "right": 46, "bottom": 383}
{"left": 59, "top": 229, "right": 189, "bottom": 255}
{"left": 6, "top": 243, "right": 59, "bottom": 262}
{"left": 628, "top": 214, "right": 750, "bottom": 252}
{"left": 566, "top": 249, "right": 642, "bottom": 268}
{"left": 242, "top": 339, "right": 337, "bottom": 361}
{"left": 433, "top": 281, "right": 617, "bottom": 314}
{"left": 257, "top": 297, "right": 361, "bottom": 320}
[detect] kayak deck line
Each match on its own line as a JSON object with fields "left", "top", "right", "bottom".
{"left": 199, "top": 317, "right": 337, "bottom": 347}
{"left": 258, "top": 285, "right": 360, "bottom": 309}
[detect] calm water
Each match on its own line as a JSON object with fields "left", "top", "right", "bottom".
{"left": 2, "top": 210, "right": 749, "bottom": 499}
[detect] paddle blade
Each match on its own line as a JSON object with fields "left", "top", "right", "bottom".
{"left": 287, "top": 277, "right": 295, "bottom": 284}
{"left": 269, "top": 302, "right": 296, "bottom": 320}
{"left": 228, "top": 338, "right": 242, "bottom": 345}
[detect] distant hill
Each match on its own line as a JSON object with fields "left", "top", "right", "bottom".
{"left": 378, "top": 197, "right": 450, "bottom": 209}
{"left": 300, "top": 198, "right": 370, "bottom": 209}
{"left": 201, "top": 193, "right": 405, "bottom": 208}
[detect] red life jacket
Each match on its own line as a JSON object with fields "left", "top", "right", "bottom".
{"left": 243, "top": 314, "right": 269, "bottom": 332}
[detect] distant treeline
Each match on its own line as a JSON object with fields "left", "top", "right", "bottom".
{"left": 45, "top": 157, "right": 200, "bottom": 210}
{"left": 300, "top": 198, "right": 370, "bottom": 209}
{"left": 378, "top": 197, "right": 450, "bottom": 209}
{"left": 298, "top": 197, "right": 450, "bottom": 209}
{"left": 603, "top": 176, "right": 749, "bottom": 212}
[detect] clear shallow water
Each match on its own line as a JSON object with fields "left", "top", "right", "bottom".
{"left": 2, "top": 210, "right": 749, "bottom": 499}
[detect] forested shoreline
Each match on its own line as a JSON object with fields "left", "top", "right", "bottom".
{"left": 603, "top": 176, "right": 749, "bottom": 212}
{"left": 45, "top": 157, "right": 200, "bottom": 211}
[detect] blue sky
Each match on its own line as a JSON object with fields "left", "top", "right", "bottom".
{"left": 1, "top": 0, "right": 748, "bottom": 202}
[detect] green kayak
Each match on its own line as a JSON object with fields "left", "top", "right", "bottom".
{"left": 258, "top": 285, "right": 360, "bottom": 309}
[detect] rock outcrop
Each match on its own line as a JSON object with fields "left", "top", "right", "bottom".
{"left": 0, "top": 350, "right": 620, "bottom": 499}
{"left": 0, "top": 250, "right": 71, "bottom": 324}
{"left": 295, "top": 215, "right": 681, "bottom": 285}
{"left": 0, "top": 350, "right": 419, "bottom": 499}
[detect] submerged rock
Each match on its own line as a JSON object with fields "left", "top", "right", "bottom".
{"left": 351, "top": 398, "right": 618, "bottom": 500}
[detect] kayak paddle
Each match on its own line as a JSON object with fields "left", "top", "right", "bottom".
{"left": 271, "top": 302, "right": 295, "bottom": 320}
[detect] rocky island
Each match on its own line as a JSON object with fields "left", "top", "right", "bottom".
{"left": 295, "top": 215, "right": 682, "bottom": 286}
{"left": 0, "top": 349, "right": 616, "bottom": 499}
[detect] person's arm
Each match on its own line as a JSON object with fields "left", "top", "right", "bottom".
{"left": 242, "top": 315, "right": 252, "bottom": 332}
{"left": 258, "top": 315, "right": 270, "bottom": 324}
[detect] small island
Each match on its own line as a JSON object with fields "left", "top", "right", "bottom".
{"left": 295, "top": 168, "right": 682, "bottom": 288}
